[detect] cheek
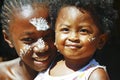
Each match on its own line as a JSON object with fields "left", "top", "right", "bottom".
{"left": 80, "top": 36, "right": 98, "bottom": 50}
{"left": 80, "top": 36, "right": 89, "bottom": 43}
{"left": 11, "top": 38, "right": 21, "bottom": 52}
{"left": 10, "top": 32, "right": 24, "bottom": 53}
{"left": 80, "top": 36, "right": 93, "bottom": 47}
{"left": 55, "top": 33, "right": 67, "bottom": 44}
{"left": 18, "top": 43, "right": 31, "bottom": 58}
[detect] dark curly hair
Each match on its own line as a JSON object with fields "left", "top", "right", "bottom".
{"left": 56, "top": 0, "right": 118, "bottom": 37}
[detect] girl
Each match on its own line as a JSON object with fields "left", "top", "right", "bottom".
{"left": 35, "top": 0, "right": 118, "bottom": 80}
{"left": 0, "top": 0, "right": 58, "bottom": 79}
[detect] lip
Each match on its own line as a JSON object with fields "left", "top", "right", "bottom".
{"left": 65, "top": 44, "right": 81, "bottom": 49}
{"left": 34, "top": 56, "right": 49, "bottom": 62}
{"left": 33, "top": 55, "right": 50, "bottom": 68}
{"left": 34, "top": 60, "right": 44, "bottom": 65}
{"left": 33, "top": 60, "right": 47, "bottom": 68}
{"left": 32, "top": 53, "right": 49, "bottom": 62}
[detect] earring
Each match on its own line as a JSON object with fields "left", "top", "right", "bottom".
{"left": 54, "top": 42, "right": 59, "bottom": 52}
{"left": 54, "top": 42, "right": 56, "bottom": 46}
{"left": 57, "top": 50, "right": 60, "bottom": 52}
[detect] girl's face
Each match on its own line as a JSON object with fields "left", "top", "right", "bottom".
{"left": 5, "top": 4, "right": 57, "bottom": 71}
{"left": 55, "top": 6, "right": 105, "bottom": 61}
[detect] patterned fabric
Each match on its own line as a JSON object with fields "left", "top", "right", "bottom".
{"left": 34, "top": 59, "right": 106, "bottom": 80}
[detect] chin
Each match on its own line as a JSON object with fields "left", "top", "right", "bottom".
{"left": 35, "top": 66, "right": 48, "bottom": 72}
{"left": 35, "top": 62, "right": 50, "bottom": 71}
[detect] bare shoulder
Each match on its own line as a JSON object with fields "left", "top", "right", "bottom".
{"left": 0, "top": 58, "right": 20, "bottom": 67}
{"left": 0, "top": 58, "right": 20, "bottom": 79}
{"left": 89, "top": 68, "right": 110, "bottom": 80}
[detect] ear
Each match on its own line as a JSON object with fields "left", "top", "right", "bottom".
{"left": 2, "top": 30, "right": 14, "bottom": 48}
{"left": 97, "top": 33, "right": 108, "bottom": 50}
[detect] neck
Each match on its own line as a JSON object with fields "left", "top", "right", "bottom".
{"left": 19, "top": 59, "right": 38, "bottom": 80}
{"left": 64, "top": 58, "right": 91, "bottom": 71}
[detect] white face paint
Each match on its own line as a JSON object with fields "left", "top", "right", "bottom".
{"left": 19, "top": 38, "right": 46, "bottom": 58}
{"left": 33, "top": 38, "right": 46, "bottom": 51}
{"left": 29, "top": 17, "right": 50, "bottom": 31}
{"left": 88, "top": 37, "right": 96, "bottom": 42}
{"left": 87, "top": 36, "right": 97, "bottom": 48}
{"left": 20, "top": 44, "right": 31, "bottom": 58}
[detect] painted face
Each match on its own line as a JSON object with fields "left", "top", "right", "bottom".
{"left": 8, "top": 4, "right": 57, "bottom": 71}
{"left": 55, "top": 6, "right": 102, "bottom": 61}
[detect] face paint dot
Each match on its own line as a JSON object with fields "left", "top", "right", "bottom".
{"left": 88, "top": 37, "right": 96, "bottom": 42}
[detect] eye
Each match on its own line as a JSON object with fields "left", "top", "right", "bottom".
{"left": 61, "top": 28, "right": 69, "bottom": 31}
{"left": 79, "top": 29, "right": 90, "bottom": 35}
{"left": 21, "top": 38, "right": 35, "bottom": 44}
{"left": 59, "top": 27, "right": 69, "bottom": 33}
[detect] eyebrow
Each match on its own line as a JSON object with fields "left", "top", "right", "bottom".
{"left": 20, "top": 31, "right": 35, "bottom": 36}
{"left": 59, "top": 24, "right": 70, "bottom": 28}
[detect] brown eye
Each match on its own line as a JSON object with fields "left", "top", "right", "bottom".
{"left": 60, "top": 28, "right": 69, "bottom": 33}
{"left": 80, "top": 29, "right": 90, "bottom": 35}
{"left": 21, "top": 38, "right": 35, "bottom": 44}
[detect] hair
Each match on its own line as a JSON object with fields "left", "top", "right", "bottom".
{"left": 56, "top": 0, "right": 118, "bottom": 37}
{"left": 0, "top": 0, "right": 61, "bottom": 34}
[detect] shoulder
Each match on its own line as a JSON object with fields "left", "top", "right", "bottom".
{"left": 89, "top": 67, "right": 110, "bottom": 80}
{"left": 0, "top": 58, "right": 20, "bottom": 79}
{"left": 0, "top": 58, "right": 20, "bottom": 67}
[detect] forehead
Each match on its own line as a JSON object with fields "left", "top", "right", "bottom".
{"left": 59, "top": 6, "right": 89, "bottom": 17}
{"left": 59, "top": 6, "right": 80, "bottom": 15}
{"left": 56, "top": 6, "right": 100, "bottom": 33}
{"left": 8, "top": 4, "right": 50, "bottom": 32}
{"left": 10, "top": 4, "right": 49, "bottom": 24}
{"left": 57, "top": 6, "right": 94, "bottom": 23}
{"left": 12, "top": 3, "right": 49, "bottom": 21}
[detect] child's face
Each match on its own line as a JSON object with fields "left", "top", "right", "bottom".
{"left": 55, "top": 6, "right": 104, "bottom": 61}
{"left": 5, "top": 5, "right": 57, "bottom": 71}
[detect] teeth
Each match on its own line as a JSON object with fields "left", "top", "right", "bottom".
{"left": 35, "top": 56, "right": 49, "bottom": 61}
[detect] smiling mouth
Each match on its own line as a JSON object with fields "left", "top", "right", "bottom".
{"left": 34, "top": 56, "right": 49, "bottom": 62}
{"left": 32, "top": 53, "right": 49, "bottom": 62}
{"left": 65, "top": 45, "right": 81, "bottom": 49}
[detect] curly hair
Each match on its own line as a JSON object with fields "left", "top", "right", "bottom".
{"left": 0, "top": 0, "right": 61, "bottom": 34}
{"left": 56, "top": 0, "right": 118, "bottom": 36}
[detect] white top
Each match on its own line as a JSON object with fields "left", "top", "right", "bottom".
{"left": 34, "top": 59, "right": 106, "bottom": 80}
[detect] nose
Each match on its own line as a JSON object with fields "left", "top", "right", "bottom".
{"left": 68, "top": 32, "right": 79, "bottom": 42}
{"left": 32, "top": 38, "right": 49, "bottom": 53}
{"left": 33, "top": 43, "right": 49, "bottom": 53}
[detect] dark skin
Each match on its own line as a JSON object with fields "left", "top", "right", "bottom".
{"left": 50, "top": 6, "right": 109, "bottom": 80}
{"left": 0, "top": 4, "right": 57, "bottom": 80}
